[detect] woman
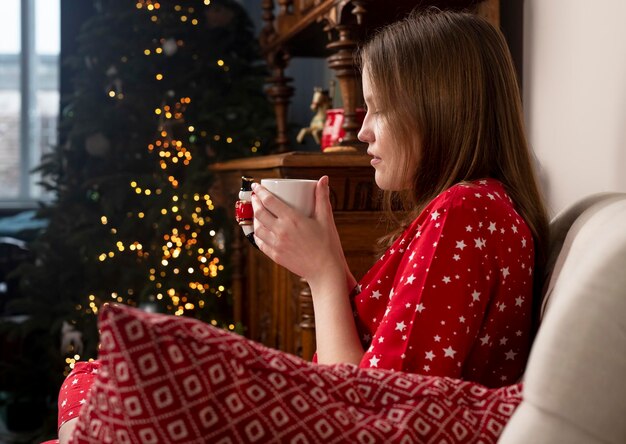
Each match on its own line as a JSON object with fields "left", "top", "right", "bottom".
{"left": 252, "top": 9, "right": 547, "bottom": 384}
{"left": 57, "top": 10, "right": 548, "bottom": 443}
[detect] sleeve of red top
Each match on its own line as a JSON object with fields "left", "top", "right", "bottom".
{"left": 360, "top": 190, "right": 493, "bottom": 376}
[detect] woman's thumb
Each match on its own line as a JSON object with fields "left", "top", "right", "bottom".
{"left": 314, "top": 176, "right": 331, "bottom": 216}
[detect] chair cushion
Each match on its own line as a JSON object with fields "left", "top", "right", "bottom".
{"left": 500, "top": 194, "right": 626, "bottom": 443}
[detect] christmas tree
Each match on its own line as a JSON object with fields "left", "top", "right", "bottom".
{"left": 1, "top": 0, "right": 273, "bottom": 436}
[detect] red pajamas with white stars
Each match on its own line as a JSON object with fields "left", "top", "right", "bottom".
{"left": 53, "top": 179, "right": 532, "bottom": 443}
{"left": 353, "top": 178, "right": 534, "bottom": 388}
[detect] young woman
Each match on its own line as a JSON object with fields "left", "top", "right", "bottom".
{"left": 252, "top": 9, "right": 548, "bottom": 385}
{"left": 55, "top": 10, "right": 548, "bottom": 443}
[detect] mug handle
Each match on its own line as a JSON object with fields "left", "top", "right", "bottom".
{"left": 235, "top": 176, "right": 258, "bottom": 248}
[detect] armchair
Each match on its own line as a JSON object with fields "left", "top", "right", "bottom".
{"left": 500, "top": 193, "right": 626, "bottom": 443}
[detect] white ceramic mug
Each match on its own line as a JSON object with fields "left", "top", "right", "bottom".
{"left": 260, "top": 178, "right": 317, "bottom": 217}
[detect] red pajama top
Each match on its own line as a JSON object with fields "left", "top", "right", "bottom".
{"left": 352, "top": 178, "right": 534, "bottom": 387}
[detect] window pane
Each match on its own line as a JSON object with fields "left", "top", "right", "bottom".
{"left": 0, "top": 0, "right": 21, "bottom": 199}
{"left": 0, "top": 0, "right": 59, "bottom": 201}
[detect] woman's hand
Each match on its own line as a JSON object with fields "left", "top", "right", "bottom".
{"left": 251, "top": 176, "right": 348, "bottom": 287}
{"left": 252, "top": 176, "right": 364, "bottom": 364}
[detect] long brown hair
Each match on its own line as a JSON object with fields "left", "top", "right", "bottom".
{"left": 359, "top": 10, "right": 549, "bottom": 322}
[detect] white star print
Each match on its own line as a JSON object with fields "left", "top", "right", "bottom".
{"left": 500, "top": 337, "right": 509, "bottom": 345}
{"left": 501, "top": 267, "right": 510, "bottom": 279}
{"left": 434, "top": 335, "right": 441, "bottom": 342}
{"left": 459, "top": 316, "right": 466, "bottom": 323}
{"left": 71, "top": 378, "right": 79, "bottom": 385}
{"left": 443, "top": 346, "right": 456, "bottom": 358}
{"left": 487, "top": 193, "right": 495, "bottom": 200}
{"left": 515, "top": 296, "right": 524, "bottom": 307}
{"left": 430, "top": 210, "right": 440, "bottom": 220}
{"left": 488, "top": 222, "right": 497, "bottom": 233}
{"left": 480, "top": 334, "right": 490, "bottom": 345}
{"left": 465, "top": 225, "right": 473, "bottom": 232}
{"left": 505, "top": 350, "right": 517, "bottom": 360}
{"left": 442, "top": 276, "right": 451, "bottom": 284}
{"left": 395, "top": 321, "right": 407, "bottom": 332}
{"left": 61, "top": 399, "right": 67, "bottom": 407}
{"left": 453, "top": 254, "right": 460, "bottom": 261}
{"left": 516, "top": 330, "right": 523, "bottom": 336}
{"left": 521, "top": 238, "right": 527, "bottom": 248}
{"left": 371, "top": 290, "right": 382, "bottom": 300}
{"left": 409, "top": 252, "right": 416, "bottom": 261}
{"left": 425, "top": 351, "right": 435, "bottom": 361}
{"left": 471, "top": 290, "right": 481, "bottom": 301}
{"left": 456, "top": 240, "right": 467, "bottom": 250}
{"left": 511, "top": 224, "right": 518, "bottom": 233}
{"left": 79, "top": 399, "right": 86, "bottom": 405}
{"left": 369, "top": 355, "right": 380, "bottom": 367}
{"left": 423, "top": 365, "right": 430, "bottom": 372}
{"left": 474, "top": 238, "right": 486, "bottom": 250}
{"left": 498, "top": 302, "right": 507, "bottom": 312}
{"left": 415, "top": 303, "right": 425, "bottom": 313}
{"left": 378, "top": 336, "right": 385, "bottom": 343}
{"left": 405, "top": 275, "right": 416, "bottom": 285}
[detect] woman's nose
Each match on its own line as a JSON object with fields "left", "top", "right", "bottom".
{"left": 357, "top": 119, "right": 372, "bottom": 143}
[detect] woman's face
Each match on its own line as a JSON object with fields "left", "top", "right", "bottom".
{"left": 358, "top": 65, "right": 418, "bottom": 191}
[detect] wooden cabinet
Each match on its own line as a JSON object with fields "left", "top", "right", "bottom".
{"left": 213, "top": 0, "right": 501, "bottom": 360}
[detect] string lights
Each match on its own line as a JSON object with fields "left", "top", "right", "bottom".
{"left": 79, "top": 0, "right": 238, "bottom": 331}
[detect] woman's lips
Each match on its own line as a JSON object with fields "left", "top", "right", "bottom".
{"left": 367, "top": 150, "right": 381, "bottom": 166}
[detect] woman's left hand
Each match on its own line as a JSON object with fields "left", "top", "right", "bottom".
{"left": 251, "top": 176, "right": 347, "bottom": 286}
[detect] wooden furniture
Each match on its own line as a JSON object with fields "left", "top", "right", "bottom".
{"left": 213, "top": 0, "right": 502, "bottom": 361}
{"left": 260, "top": 0, "right": 499, "bottom": 152}
{"left": 211, "top": 152, "right": 386, "bottom": 360}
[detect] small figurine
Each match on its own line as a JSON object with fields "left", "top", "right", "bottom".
{"left": 235, "top": 176, "right": 257, "bottom": 248}
{"left": 296, "top": 87, "right": 332, "bottom": 146}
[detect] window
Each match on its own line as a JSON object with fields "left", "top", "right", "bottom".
{"left": 0, "top": 0, "right": 59, "bottom": 205}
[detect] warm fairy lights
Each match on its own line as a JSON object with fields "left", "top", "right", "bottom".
{"left": 69, "top": 0, "right": 247, "bottom": 358}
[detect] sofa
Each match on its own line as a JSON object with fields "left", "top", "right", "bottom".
{"left": 499, "top": 193, "right": 626, "bottom": 443}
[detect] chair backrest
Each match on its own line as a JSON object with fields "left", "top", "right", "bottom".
{"left": 499, "top": 193, "right": 626, "bottom": 444}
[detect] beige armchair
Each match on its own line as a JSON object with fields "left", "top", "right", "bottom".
{"left": 500, "top": 193, "right": 626, "bottom": 443}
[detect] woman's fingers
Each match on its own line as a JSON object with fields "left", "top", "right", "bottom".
{"left": 251, "top": 183, "right": 294, "bottom": 218}
{"left": 251, "top": 192, "right": 276, "bottom": 228}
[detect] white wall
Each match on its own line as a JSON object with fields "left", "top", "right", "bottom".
{"left": 524, "top": 0, "right": 626, "bottom": 215}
